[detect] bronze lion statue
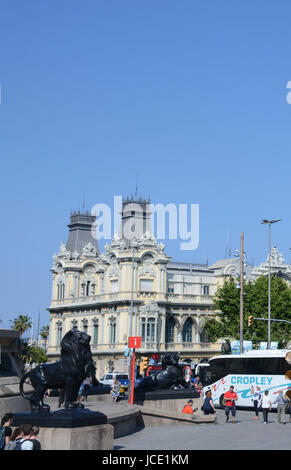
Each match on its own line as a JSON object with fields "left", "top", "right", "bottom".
{"left": 20, "top": 329, "right": 99, "bottom": 413}
{"left": 135, "top": 352, "right": 194, "bottom": 392}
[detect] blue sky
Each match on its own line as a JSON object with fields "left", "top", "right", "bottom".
{"left": 1, "top": 1, "right": 291, "bottom": 331}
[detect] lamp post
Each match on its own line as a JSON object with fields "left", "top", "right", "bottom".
{"left": 261, "top": 218, "right": 281, "bottom": 348}
{"left": 240, "top": 232, "right": 244, "bottom": 354}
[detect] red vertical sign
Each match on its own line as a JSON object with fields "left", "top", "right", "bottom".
{"left": 128, "top": 337, "right": 141, "bottom": 405}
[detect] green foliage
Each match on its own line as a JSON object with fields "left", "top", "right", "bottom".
{"left": 40, "top": 325, "right": 49, "bottom": 339}
{"left": 21, "top": 344, "right": 47, "bottom": 364}
{"left": 11, "top": 315, "right": 32, "bottom": 336}
{"left": 205, "top": 275, "right": 291, "bottom": 348}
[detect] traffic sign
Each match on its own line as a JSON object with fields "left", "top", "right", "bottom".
{"left": 128, "top": 336, "right": 141, "bottom": 348}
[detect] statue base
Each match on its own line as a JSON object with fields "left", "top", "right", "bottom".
{"left": 12, "top": 407, "right": 107, "bottom": 428}
{"left": 134, "top": 388, "right": 200, "bottom": 404}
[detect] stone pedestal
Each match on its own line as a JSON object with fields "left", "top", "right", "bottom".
{"left": 13, "top": 408, "right": 113, "bottom": 450}
{"left": 38, "top": 424, "right": 113, "bottom": 450}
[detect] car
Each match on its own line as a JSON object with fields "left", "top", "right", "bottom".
{"left": 99, "top": 372, "right": 129, "bottom": 392}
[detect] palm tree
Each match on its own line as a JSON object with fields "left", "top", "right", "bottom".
{"left": 11, "top": 315, "right": 32, "bottom": 336}
{"left": 40, "top": 325, "right": 50, "bottom": 350}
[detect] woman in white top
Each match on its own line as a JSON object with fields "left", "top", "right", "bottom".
{"left": 261, "top": 390, "right": 272, "bottom": 424}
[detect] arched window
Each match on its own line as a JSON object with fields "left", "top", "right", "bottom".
{"left": 165, "top": 317, "right": 176, "bottom": 343}
{"left": 57, "top": 281, "right": 65, "bottom": 300}
{"left": 182, "top": 318, "right": 193, "bottom": 343}
{"left": 81, "top": 277, "right": 96, "bottom": 296}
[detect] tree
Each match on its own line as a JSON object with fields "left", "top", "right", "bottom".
{"left": 11, "top": 315, "right": 32, "bottom": 336}
{"left": 40, "top": 325, "right": 50, "bottom": 349}
{"left": 21, "top": 344, "right": 47, "bottom": 365}
{"left": 205, "top": 275, "right": 291, "bottom": 348}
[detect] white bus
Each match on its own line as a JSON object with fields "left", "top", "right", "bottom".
{"left": 201, "top": 349, "right": 291, "bottom": 409}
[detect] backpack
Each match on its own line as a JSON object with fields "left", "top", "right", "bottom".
{"left": 0, "top": 427, "right": 5, "bottom": 450}
{"left": 4, "top": 440, "right": 18, "bottom": 450}
{"left": 14, "top": 439, "right": 32, "bottom": 450}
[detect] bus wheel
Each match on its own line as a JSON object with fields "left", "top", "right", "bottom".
{"left": 219, "top": 394, "right": 225, "bottom": 408}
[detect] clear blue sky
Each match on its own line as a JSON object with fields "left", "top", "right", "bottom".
{"left": 1, "top": 1, "right": 291, "bottom": 332}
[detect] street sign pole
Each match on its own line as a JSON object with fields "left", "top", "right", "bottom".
{"left": 129, "top": 348, "right": 136, "bottom": 405}
{"left": 128, "top": 336, "right": 141, "bottom": 405}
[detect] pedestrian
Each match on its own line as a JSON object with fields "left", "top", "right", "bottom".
{"left": 82, "top": 376, "right": 92, "bottom": 401}
{"left": 261, "top": 390, "right": 272, "bottom": 424}
{"left": 273, "top": 390, "right": 288, "bottom": 425}
{"left": 201, "top": 390, "right": 216, "bottom": 415}
{"left": 30, "top": 426, "right": 41, "bottom": 450}
{"left": 224, "top": 385, "right": 238, "bottom": 423}
{"left": 251, "top": 385, "right": 262, "bottom": 420}
{"left": 182, "top": 399, "right": 195, "bottom": 414}
{"left": 0, "top": 413, "right": 13, "bottom": 450}
{"left": 4, "top": 426, "right": 23, "bottom": 450}
{"left": 77, "top": 382, "right": 84, "bottom": 403}
{"left": 17, "top": 424, "right": 35, "bottom": 450}
{"left": 58, "top": 388, "right": 65, "bottom": 408}
{"left": 111, "top": 379, "right": 120, "bottom": 403}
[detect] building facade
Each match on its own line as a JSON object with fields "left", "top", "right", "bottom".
{"left": 47, "top": 198, "right": 223, "bottom": 378}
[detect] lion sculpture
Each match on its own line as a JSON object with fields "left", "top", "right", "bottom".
{"left": 135, "top": 352, "right": 194, "bottom": 392}
{"left": 20, "top": 329, "right": 99, "bottom": 413}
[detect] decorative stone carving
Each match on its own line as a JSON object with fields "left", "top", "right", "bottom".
{"left": 82, "top": 242, "right": 98, "bottom": 257}
{"left": 139, "top": 301, "right": 160, "bottom": 318}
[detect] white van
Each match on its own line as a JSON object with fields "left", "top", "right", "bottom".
{"left": 99, "top": 372, "right": 129, "bottom": 388}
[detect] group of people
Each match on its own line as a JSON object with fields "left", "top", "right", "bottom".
{"left": 182, "top": 384, "right": 291, "bottom": 425}
{"left": 251, "top": 386, "right": 290, "bottom": 424}
{"left": 0, "top": 413, "right": 41, "bottom": 451}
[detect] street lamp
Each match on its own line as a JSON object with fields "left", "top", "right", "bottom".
{"left": 261, "top": 218, "right": 281, "bottom": 348}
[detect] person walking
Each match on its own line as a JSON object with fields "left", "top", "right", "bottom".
{"left": 261, "top": 390, "right": 272, "bottom": 424}
{"left": 201, "top": 390, "right": 216, "bottom": 415}
{"left": 273, "top": 390, "right": 288, "bottom": 425}
{"left": 0, "top": 413, "right": 13, "bottom": 450}
{"left": 224, "top": 385, "right": 238, "bottom": 423}
{"left": 251, "top": 386, "right": 262, "bottom": 420}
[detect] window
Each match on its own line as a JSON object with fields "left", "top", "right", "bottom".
{"left": 111, "top": 280, "right": 118, "bottom": 293}
{"left": 140, "top": 317, "right": 156, "bottom": 342}
{"left": 92, "top": 322, "right": 99, "bottom": 345}
{"left": 109, "top": 317, "right": 116, "bottom": 344}
{"left": 165, "top": 317, "right": 176, "bottom": 343}
{"left": 57, "top": 282, "right": 65, "bottom": 300}
{"left": 203, "top": 285, "right": 209, "bottom": 295}
{"left": 116, "top": 374, "right": 129, "bottom": 380}
{"left": 182, "top": 318, "right": 193, "bottom": 342}
{"left": 140, "top": 279, "right": 153, "bottom": 292}
{"left": 56, "top": 322, "right": 63, "bottom": 347}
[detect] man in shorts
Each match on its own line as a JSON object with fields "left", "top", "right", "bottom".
{"left": 224, "top": 385, "right": 238, "bottom": 423}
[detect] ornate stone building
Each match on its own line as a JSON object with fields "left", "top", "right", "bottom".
{"left": 47, "top": 198, "right": 222, "bottom": 378}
